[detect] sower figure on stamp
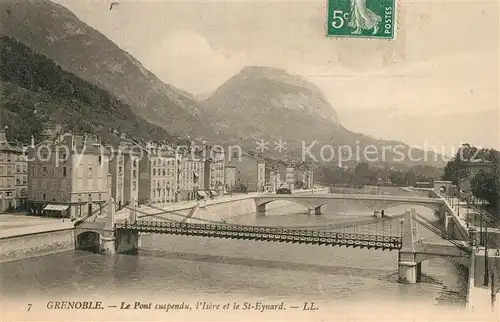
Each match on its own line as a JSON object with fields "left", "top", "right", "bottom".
{"left": 348, "top": 0, "right": 381, "bottom": 35}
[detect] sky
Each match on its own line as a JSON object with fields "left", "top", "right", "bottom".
{"left": 54, "top": 0, "right": 499, "bottom": 151}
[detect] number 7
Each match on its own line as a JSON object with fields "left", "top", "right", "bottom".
{"left": 27, "top": 304, "right": 32, "bottom": 311}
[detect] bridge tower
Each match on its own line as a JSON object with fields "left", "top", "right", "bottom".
{"left": 398, "top": 208, "right": 422, "bottom": 284}
{"left": 99, "top": 197, "right": 117, "bottom": 254}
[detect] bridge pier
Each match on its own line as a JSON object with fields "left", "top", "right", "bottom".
{"left": 115, "top": 229, "right": 141, "bottom": 254}
{"left": 256, "top": 204, "right": 266, "bottom": 216}
{"left": 398, "top": 209, "right": 422, "bottom": 284}
{"left": 308, "top": 205, "right": 322, "bottom": 216}
{"left": 398, "top": 253, "right": 422, "bottom": 284}
{"left": 100, "top": 235, "right": 116, "bottom": 255}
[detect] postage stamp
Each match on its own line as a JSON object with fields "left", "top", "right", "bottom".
{"left": 326, "top": 0, "right": 396, "bottom": 39}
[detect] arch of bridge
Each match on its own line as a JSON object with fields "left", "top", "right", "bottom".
{"left": 74, "top": 227, "right": 114, "bottom": 239}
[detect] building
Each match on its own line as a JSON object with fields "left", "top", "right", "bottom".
{"left": 27, "top": 134, "right": 110, "bottom": 219}
{"left": 257, "top": 162, "right": 266, "bottom": 192}
{"left": 138, "top": 144, "right": 179, "bottom": 206}
{"left": 0, "top": 130, "right": 25, "bottom": 212}
{"left": 109, "top": 144, "right": 140, "bottom": 209}
{"left": 224, "top": 165, "right": 237, "bottom": 192}
{"left": 227, "top": 153, "right": 265, "bottom": 192}
{"left": 204, "top": 149, "right": 225, "bottom": 196}
{"left": 294, "top": 163, "right": 314, "bottom": 190}
{"left": 285, "top": 164, "right": 295, "bottom": 190}
{"left": 14, "top": 149, "right": 28, "bottom": 210}
{"left": 267, "top": 168, "right": 278, "bottom": 192}
{"left": 275, "top": 161, "right": 287, "bottom": 189}
{"left": 178, "top": 156, "right": 205, "bottom": 201}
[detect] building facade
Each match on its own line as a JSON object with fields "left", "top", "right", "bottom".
{"left": 224, "top": 165, "right": 237, "bottom": 192}
{"left": 27, "top": 134, "right": 110, "bottom": 219}
{"left": 227, "top": 153, "right": 263, "bottom": 192}
{"left": 109, "top": 146, "right": 140, "bottom": 209}
{"left": 257, "top": 162, "right": 266, "bottom": 192}
{"left": 138, "top": 144, "right": 179, "bottom": 206}
{"left": 178, "top": 156, "right": 205, "bottom": 202}
{"left": 0, "top": 130, "right": 23, "bottom": 212}
{"left": 285, "top": 164, "right": 295, "bottom": 190}
{"left": 15, "top": 150, "right": 28, "bottom": 210}
{"left": 203, "top": 149, "right": 225, "bottom": 196}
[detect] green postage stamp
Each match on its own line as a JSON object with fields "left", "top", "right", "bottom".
{"left": 326, "top": 0, "right": 396, "bottom": 39}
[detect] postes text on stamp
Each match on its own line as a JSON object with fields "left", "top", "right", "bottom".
{"left": 326, "top": 0, "right": 396, "bottom": 39}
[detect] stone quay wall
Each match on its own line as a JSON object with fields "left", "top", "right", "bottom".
{"left": 0, "top": 227, "right": 75, "bottom": 263}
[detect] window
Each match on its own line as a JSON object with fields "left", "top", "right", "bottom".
{"left": 63, "top": 167, "right": 67, "bottom": 177}
{"left": 133, "top": 170, "right": 137, "bottom": 178}
{"left": 7, "top": 179, "right": 11, "bottom": 187}
{"left": 88, "top": 179, "right": 94, "bottom": 190}
{"left": 98, "top": 155, "right": 102, "bottom": 164}
{"left": 163, "top": 169, "right": 166, "bottom": 176}
{"left": 7, "top": 166, "right": 12, "bottom": 175}
{"left": 16, "top": 165, "right": 20, "bottom": 173}
{"left": 7, "top": 154, "right": 11, "bottom": 162}
{"left": 0, "top": 166, "right": 3, "bottom": 175}
{"left": 0, "top": 179, "right": 2, "bottom": 187}
{"left": 43, "top": 193, "right": 46, "bottom": 200}
{"left": 16, "top": 178, "right": 20, "bottom": 185}
{"left": 88, "top": 193, "right": 92, "bottom": 201}
{"left": 153, "top": 168, "right": 156, "bottom": 176}
{"left": 42, "top": 166, "right": 47, "bottom": 174}
{"left": 88, "top": 167, "right": 93, "bottom": 176}
{"left": 133, "top": 160, "right": 137, "bottom": 167}
{"left": 119, "top": 166, "right": 122, "bottom": 174}
{"left": 132, "top": 181, "right": 136, "bottom": 191}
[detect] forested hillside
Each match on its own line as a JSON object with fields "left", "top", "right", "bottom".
{"left": 0, "top": 36, "right": 179, "bottom": 145}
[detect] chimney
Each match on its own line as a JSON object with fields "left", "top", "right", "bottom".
{"left": 0, "top": 130, "right": 6, "bottom": 143}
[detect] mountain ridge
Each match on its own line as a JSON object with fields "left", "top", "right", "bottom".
{"left": 0, "top": 0, "right": 216, "bottom": 140}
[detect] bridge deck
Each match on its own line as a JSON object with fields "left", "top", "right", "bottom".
{"left": 256, "top": 193, "right": 443, "bottom": 204}
{"left": 115, "top": 221, "right": 402, "bottom": 251}
{"left": 416, "top": 240, "right": 470, "bottom": 258}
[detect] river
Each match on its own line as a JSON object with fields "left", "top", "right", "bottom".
{"left": 0, "top": 189, "right": 478, "bottom": 321}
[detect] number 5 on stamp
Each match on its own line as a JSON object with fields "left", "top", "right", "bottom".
{"left": 326, "top": 0, "right": 396, "bottom": 39}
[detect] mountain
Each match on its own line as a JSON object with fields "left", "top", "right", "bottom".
{"left": 0, "top": 36, "right": 180, "bottom": 145}
{"left": 0, "top": 0, "right": 215, "bottom": 140}
{"left": 201, "top": 66, "right": 445, "bottom": 166}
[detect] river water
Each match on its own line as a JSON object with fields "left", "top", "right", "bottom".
{"left": 0, "top": 189, "right": 481, "bottom": 321}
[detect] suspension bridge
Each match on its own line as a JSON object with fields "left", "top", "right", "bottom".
{"left": 74, "top": 193, "right": 472, "bottom": 284}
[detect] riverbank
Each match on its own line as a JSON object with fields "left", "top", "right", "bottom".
{"left": 0, "top": 188, "right": 328, "bottom": 263}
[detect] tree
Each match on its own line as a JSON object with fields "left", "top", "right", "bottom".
{"left": 471, "top": 169, "right": 499, "bottom": 207}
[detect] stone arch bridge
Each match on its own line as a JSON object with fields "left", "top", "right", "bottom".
{"left": 253, "top": 193, "right": 446, "bottom": 216}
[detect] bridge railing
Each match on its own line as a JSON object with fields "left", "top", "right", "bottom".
{"left": 114, "top": 220, "right": 403, "bottom": 250}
